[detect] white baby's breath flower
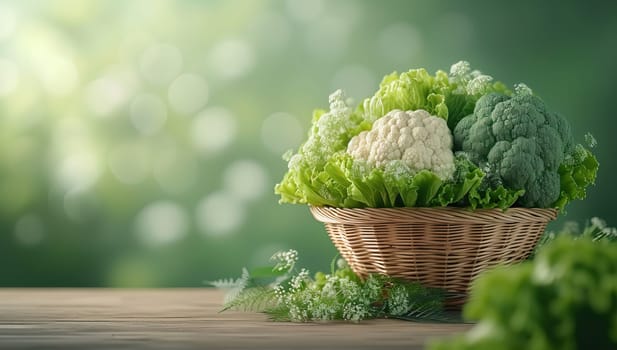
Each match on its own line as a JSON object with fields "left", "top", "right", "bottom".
{"left": 364, "top": 276, "right": 382, "bottom": 301}
{"left": 342, "top": 280, "right": 362, "bottom": 300}
{"left": 273, "top": 284, "right": 286, "bottom": 303}
{"left": 343, "top": 302, "right": 367, "bottom": 321}
{"left": 336, "top": 258, "right": 348, "bottom": 269}
{"left": 562, "top": 221, "right": 580, "bottom": 234}
{"left": 469, "top": 69, "right": 483, "bottom": 79}
{"left": 313, "top": 302, "right": 335, "bottom": 320}
{"left": 591, "top": 217, "right": 607, "bottom": 230}
{"left": 321, "top": 276, "right": 338, "bottom": 299}
{"left": 290, "top": 268, "right": 309, "bottom": 291}
{"left": 271, "top": 249, "right": 298, "bottom": 272}
{"left": 387, "top": 285, "right": 410, "bottom": 315}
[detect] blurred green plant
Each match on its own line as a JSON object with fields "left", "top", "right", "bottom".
{"left": 532, "top": 216, "right": 617, "bottom": 257}
{"left": 430, "top": 229, "right": 617, "bottom": 350}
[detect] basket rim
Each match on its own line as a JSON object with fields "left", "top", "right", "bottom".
{"left": 309, "top": 206, "right": 558, "bottom": 224}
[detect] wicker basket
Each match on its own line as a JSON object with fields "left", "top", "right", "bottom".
{"left": 310, "top": 206, "right": 557, "bottom": 306}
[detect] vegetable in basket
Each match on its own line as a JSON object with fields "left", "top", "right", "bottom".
{"left": 453, "top": 90, "right": 597, "bottom": 208}
{"left": 275, "top": 61, "right": 598, "bottom": 210}
{"left": 346, "top": 109, "right": 455, "bottom": 181}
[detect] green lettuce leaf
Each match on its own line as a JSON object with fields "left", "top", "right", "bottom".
{"left": 362, "top": 68, "right": 451, "bottom": 123}
{"left": 276, "top": 152, "right": 498, "bottom": 209}
{"left": 362, "top": 65, "right": 511, "bottom": 130}
{"left": 553, "top": 145, "right": 599, "bottom": 210}
{"left": 430, "top": 155, "right": 484, "bottom": 206}
{"left": 468, "top": 185, "right": 525, "bottom": 210}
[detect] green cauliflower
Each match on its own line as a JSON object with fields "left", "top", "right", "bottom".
{"left": 454, "top": 92, "right": 575, "bottom": 207}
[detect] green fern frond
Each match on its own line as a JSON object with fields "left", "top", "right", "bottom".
{"left": 222, "top": 286, "right": 277, "bottom": 313}
{"left": 208, "top": 268, "right": 250, "bottom": 289}
{"left": 208, "top": 268, "right": 251, "bottom": 305}
{"left": 264, "top": 305, "right": 292, "bottom": 321}
{"left": 208, "top": 278, "right": 241, "bottom": 289}
{"left": 395, "top": 309, "right": 465, "bottom": 323}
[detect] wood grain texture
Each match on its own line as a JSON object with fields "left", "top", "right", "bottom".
{"left": 0, "top": 289, "right": 470, "bottom": 349}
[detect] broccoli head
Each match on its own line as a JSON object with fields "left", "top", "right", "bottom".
{"left": 453, "top": 93, "right": 574, "bottom": 207}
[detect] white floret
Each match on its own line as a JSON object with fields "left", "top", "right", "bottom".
{"left": 315, "top": 89, "right": 353, "bottom": 146}
{"left": 347, "top": 109, "right": 455, "bottom": 180}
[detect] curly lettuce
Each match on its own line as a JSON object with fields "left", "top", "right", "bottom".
{"left": 363, "top": 61, "right": 511, "bottom": 130}
{"left": 553, "top": 144, "right": 599, "bottom": 210}
{"left": 276, "top": 151, "right": 495, "bottom": 209}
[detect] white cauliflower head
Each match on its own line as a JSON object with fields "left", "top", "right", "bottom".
{"left": 346, "top": 109, "right": 455, "bottom": 180}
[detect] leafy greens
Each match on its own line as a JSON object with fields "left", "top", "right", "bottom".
{"left": 275, "top": 62, "right": 597, "bottom": 210}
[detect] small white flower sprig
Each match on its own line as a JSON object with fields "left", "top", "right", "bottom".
{"left": 210, "top": 249, "right": 446, "bottom": 322}
{"left": 271, "top": 249, "right": 298, "bottom": 272}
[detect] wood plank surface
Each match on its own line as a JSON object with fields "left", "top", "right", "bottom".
{"left": 0, "top": 289, "right": 470, "bottom": 349}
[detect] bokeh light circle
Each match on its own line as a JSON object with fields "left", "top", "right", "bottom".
{"left": 260, "top": 112, "right": 304, "bottom": 155}
{"left": 135, "top": 200, "right": 189, "bottom": 247}
{"left": 139, "top": 43, "right": 183, "bottom": 86}
{"left": 196, "top": 191, "right": 245, "bottom": 236}
{"left": 223, "top": 160, "right": 269, "bottom": 202}
{"left": 129, "top": 93, "right": 168, "bottom": 135}
{"left": 168, "top": 73, "right": 209, "bottom": 114}
{"left": 191, "top": 107, "right": 237, "bottom": 154}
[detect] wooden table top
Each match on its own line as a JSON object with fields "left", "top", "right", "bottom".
{"left": 0, "top": 289, "right": 471, "bottom": 349}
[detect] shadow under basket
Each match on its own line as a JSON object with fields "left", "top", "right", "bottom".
{"left": 310, "top": 206, "right": 558, "bottom": 308}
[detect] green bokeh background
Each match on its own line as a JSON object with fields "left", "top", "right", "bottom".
{"left": 0, "top": 0, "right": 615, "bottom": 287}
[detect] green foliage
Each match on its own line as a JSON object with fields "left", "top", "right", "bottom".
{"left": 554, "top": 145, "right": 599, "bottom": 210}
{"left": 221, "top": 286, "right": 278, "bottom": 313}
{"left": 429, "top": 234, "right": 617, "bottom": 350}
{"left": 467, "top": 184, "right": 525, "bottom": 210}
{"left": 212, "top": 250, "right": 446, "bottom": 322}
